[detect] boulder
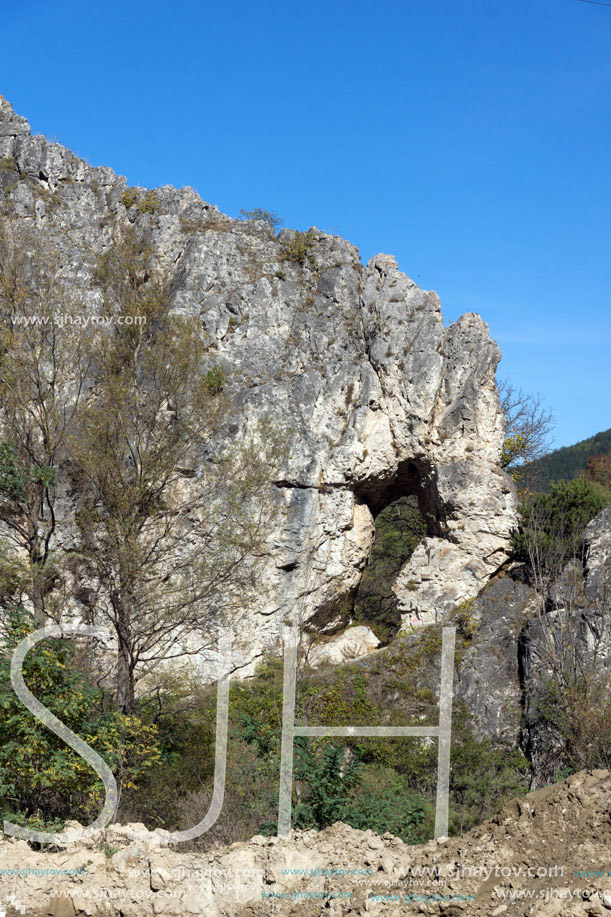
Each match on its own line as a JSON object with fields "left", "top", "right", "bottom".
{"left": 306, "top": 625, "right": 380, "bottom": 667}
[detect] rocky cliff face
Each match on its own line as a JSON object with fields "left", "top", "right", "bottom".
{"left": 455, "top": 505, "right": 611, "bottom": 784}
{"left": 0, "top": 97, "right": 517, "bottom": 675}
{"left": 520, "top": 506, "right": 611, "bottom": 784}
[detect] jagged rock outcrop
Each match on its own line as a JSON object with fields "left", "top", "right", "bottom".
{"left": 455, "top": 505, "right": 611, "bottom": 779}
{"left": 0, "top": 97, "right": 517, "bottom": 676}
{"left": 520, "top": 506, "right": 611, "bottom": 785}
{"left": 455, "top": 572, "right": 533, "bottom": 744}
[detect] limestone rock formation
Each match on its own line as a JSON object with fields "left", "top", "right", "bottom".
{"left": 0, "top": 97, "right": 517, "bottom": 676}
{"left": 306, "top": 624, "right": 380, "bottom": 668}
{"left": 456, "top": 573, "right": 533, "bottom": 744}
{"left": 455, "top": 505, "right": 611, "bottom": 779}
{"left": 520, "top": 505, "right": 611, "bottom": 785}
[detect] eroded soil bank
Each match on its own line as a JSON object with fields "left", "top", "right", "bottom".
{"left": 0, "top": 770, "right": 609, "bottom": 917}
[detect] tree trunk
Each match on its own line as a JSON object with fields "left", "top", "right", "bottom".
{"left": 116, "top": 638, "right": 135, "bottom": 714}
{"left": 114, "top": 590, "right": 136, "bottom": 714}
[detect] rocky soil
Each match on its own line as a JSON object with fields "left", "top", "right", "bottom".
{"left": 0, "top": 770, "right": 609, "bottom": 917}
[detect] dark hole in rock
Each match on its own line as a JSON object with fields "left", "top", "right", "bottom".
{"left": 354, "top": 458, "right": 443, "bottom": 535}
{"left": 353, "top": 494, "right": 426, "bottom": 644}
{"left": 307, "top": 460, "right": 439, "bottom": 639}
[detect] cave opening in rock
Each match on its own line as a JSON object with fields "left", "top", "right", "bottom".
{"left": 353, "top": 460, "right": 438, "bottom": 644}
{"left": 353, "top": 495, "right": 426, "bottom": 643}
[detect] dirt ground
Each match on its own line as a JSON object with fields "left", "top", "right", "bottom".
{"left": 0, "top": 770, "right": 609, "bottom": 917}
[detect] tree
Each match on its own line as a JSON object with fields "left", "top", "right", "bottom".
{"left": 497, "top": 378, "right": 555, "bottom": 489}
{"left": 238, "top": 209, "right": 284, "bottom": 231}
{"left": 68, "top": 226, "right": 282, "bottom": 713}
{"left": 512, "top": 477, "right": 610, "bottom": 583}
{"left": 0, "top": 218, "right": 94, "bottom": 622}
{"left": 585, "top": 450, "right": 611, "bottom": 491}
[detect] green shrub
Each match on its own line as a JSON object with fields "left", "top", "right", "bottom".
{"left": 532, "top": 675, "right": 611, "bottom": 774}
{"left": 0, "top": 439, "right": 57, "bottom": 517}
{"left": 0, "top": 609, "right": 162, "bottom": 831}
{"left": 291, "top": 739, "right": 363, "bottom": 830}
{"left": 260, "top": 739, "right": 430, "bottom": 843}
{"left": 0, "top": 156, "right": 16, "bottom": 171}
{"left": 204, "top": 366, "right": 225, "bottom": 395}
{"left": 121, "top": 187, "right": 139, "bottom": 208}
{"left": 512, "top": 477, "right": 611, "bottom": 571}
{"left": 449, "top": 714, "right": 530, "bottom": 834}
{"left": 450, "top": 598, "right": 479, "bottom": 641}
{"left": 112, "top": 630, "right": 529, "bottom": 845}
{"left": 299, "top": 668, "right": 375, "bottom": 727}
{"left": 121, "top": 188, "right": 160, "bottom": 214}
{"left": 138, "top": 191, "right": 160, "bottom": 214}
{"left": 0, "top": 442, "right": 29, "bottom": 502}
{"left": 343, "top": 765, "right": 431, "bottom": 843}
{"left": 239, "top": 208, "right": 284, "bottom": 231}
{"left": 281, "top": 230, "right": 315, "bottom": 265}
{"left": 120, "top": 675, "right": 217, "bottom": 829}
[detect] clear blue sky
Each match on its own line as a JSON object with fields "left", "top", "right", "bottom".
{"left": 2, "top": 0, "right": 610, "bottom": 448}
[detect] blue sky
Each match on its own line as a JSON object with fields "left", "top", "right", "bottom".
{"left": 1, "top": 0, "right": 610, "bottom": 448}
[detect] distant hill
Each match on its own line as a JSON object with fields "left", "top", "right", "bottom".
{"left": 525, "top": 427, "right": 611, "bottom": 491}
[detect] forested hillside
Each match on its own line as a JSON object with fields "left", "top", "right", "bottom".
{"left": 526, "top": 427, "right": 611, "bottom": 491}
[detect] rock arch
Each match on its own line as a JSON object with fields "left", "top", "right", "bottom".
{"left": 0, "top": 97, "right": 518, "bottom": 677}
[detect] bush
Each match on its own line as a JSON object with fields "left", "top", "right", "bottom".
{"left": 0, "top": 609, "right": 162, "bottom": 831}
{"left": 291, "top": 739, "right": 363, "bottom": 830}
{"left": 532, "top": 675, "right": 611, "bottom": 775}
{"left": 512, "top": 477, "right": 610, "bottom": 572}
{"left": 121, "top": 188, "right": 160, "bottom": 214}
{"left": 121, "top": 187, "right": 139, "bottom": 208}
{"left": 281, "top": 230, "right": 315, "bottom": 265}
{"left": 204, "top": 366, "right": 225, "bottom": 395}
{"left": 239, "top": 208, "right": 284, "bottom": 231}
{"left": 263, "top": 739, "right": 430, "bottom": 844}
{"left": 139, "top": 191, "right": 160, "bottom": 214}
{"left": 106, "top": 630, "right": 529, "bottom": 846}
{"left": 449, "top": 718, "right": 530, "bottom": 834}
{"left": 0, "top": 441, "right": 57, "bottom": 503}
{"left": 344, "top": 765, "right": 431, "bottom": 843}
{"left": 127, "top": 664, "right": 283, "bottom": 844}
